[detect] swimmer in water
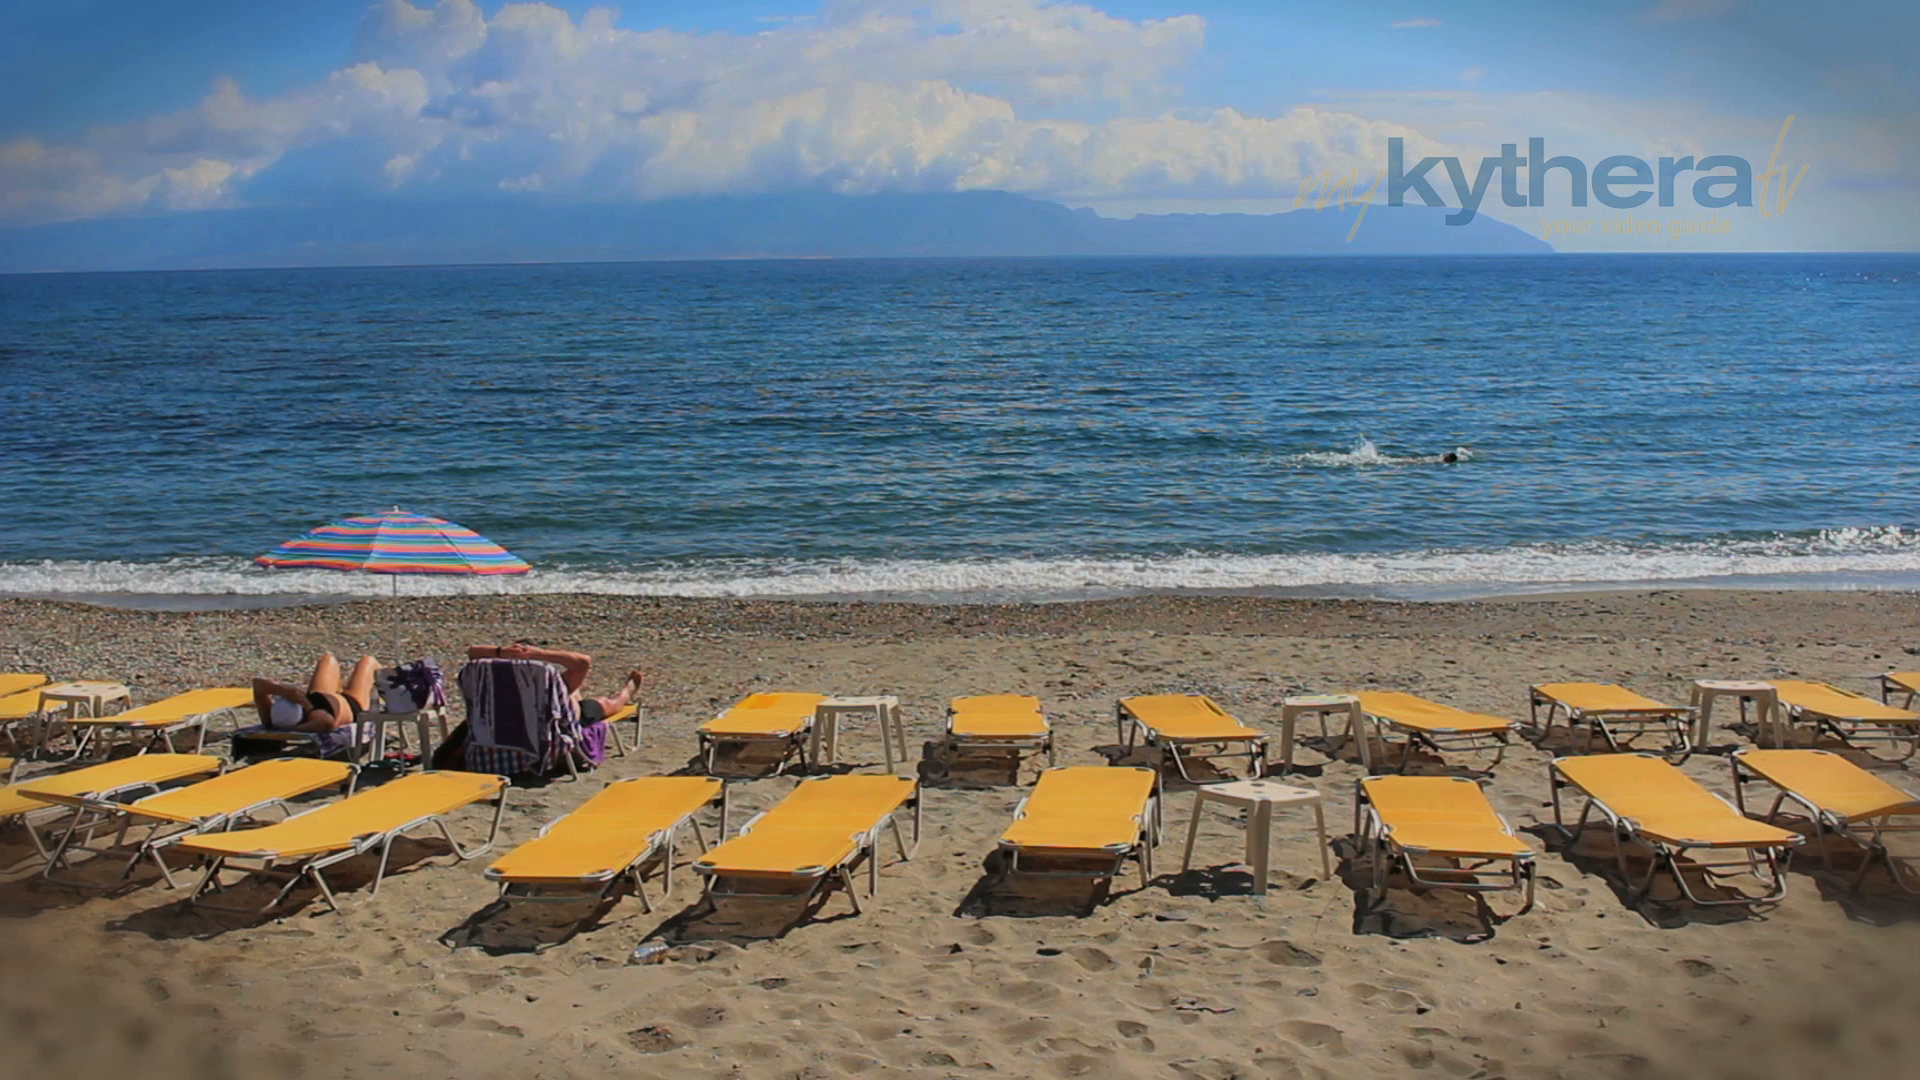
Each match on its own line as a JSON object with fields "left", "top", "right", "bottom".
{"left": 1440, "top": 446, "right": 1472, "bottom": 464}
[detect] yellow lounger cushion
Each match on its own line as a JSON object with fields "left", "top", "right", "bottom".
{"left": 67, "top": 687, "right": 253, "bottom": 728}
{"left": 700, "top": 692, "right": 826, "bottom": 735}
{"left": 1555, "top": 755, "right": 1798, "bottom": 849}
{"left": 1771, "top": 681, "right": 1919, "bottom": 724}
{"left": 114, "top": 759, "right": 354, "bottom": 824}
{"left": 1120, "top": 695, "right": 1261, "bottom": 740}
{"left": 1534, "top": 683, "right": 1684, "bottom": 714}
{"left": 176, "top": 771, "right": 506, "bottom": 860}
{"left": 1884, "top": 672, "right": 1920, "bottom": 696}
{"left": 695, "top": 826, "right": 860, "bottom": 878}
{"left": 1001, "top": 766, "right": 1155, "bottom": 853}
{"left": 4, "top": 754, "right": 224, "bottom": 819}
{"left": 696, "top": 774, "right": 914, "bottom": 877}
{"left": 1362, "top": 775, "right": 1530, "bottom": 857}
{"left": 0, "top": 674, "right": 48, "bottom": 699}
{"left": 487, "top": 776, "right": 722, "bottom": 884}
{"left": 1737, "top": 749, "right": 1920, "bottom": 822}
{"left": 0, "top": 689, "right": 62, "bottom": 720}
{"left": 951, "top": 695, "right": 1047, "bottom": 738}
{"left": 765, "top": 774, "right": 915, "bottom": 828}
{"left": 1356, "top": 692, "right": 1512, "bottom": 734}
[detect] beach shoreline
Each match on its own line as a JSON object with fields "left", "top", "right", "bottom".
{"left": 3, "top": 588, "right": 1917, "bottom": 1080}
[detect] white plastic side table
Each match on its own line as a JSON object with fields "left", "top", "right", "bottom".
{"left": 813, "top": 696, "right": 907, "bottom": 773}
{"left": 1278, "top": 694, "right": 1365, "bottom": 771}
{"left": 1689, "top": 680, "right": 1781, "bottom": 747}
{"left": 37, "top": 681, "right": 131, "bottom": 754}
{"left": 1180, "top": 778, "right": 1331, "bottom": 894}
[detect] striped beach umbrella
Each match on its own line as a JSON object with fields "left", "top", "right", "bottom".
{"left": 258, "top": 508, "right": 529, "bottom": 662}
{"left": 256, "top": 508, "right": 530, "bottom": 576}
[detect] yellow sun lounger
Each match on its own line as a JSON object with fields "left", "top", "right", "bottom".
{"left": 693, "top": 774, "right": 919, "bottom": 918}
{"left": 2, "top": 754, "right": 225, "bottom": 863}
{"left": 25, "top": 758, "right": 355, "bottom": 889}
{"left": 59, "top": 687, "right": 253, "bottom": 760}
{"left": 1731, "top": 749, "right": 1920, "bottom": 893}
{"left": 1770, "top": 680, "right": 1919, "bottom": 762}
{"left": 946, "top": 695, "right": 1055, "bottom": 774}
{"left": 998, "top": 766, "right": 1160, "bottom": 888}
{"left": 485, "top": 776, "right": 726, "bottom": 912}
{"left": 1116, "top": 695, "right": 1267, "bottom": 783}
{"left": 1880, "top": 671, "right": 1920, "bottom": 709}
{"left": 697, "top": 692, "right": 827, "bottom": 776}
{"left": 1530, "top": 682, "right": 1695, "bottom": 760}
{"left": 1353, "top": 775, "right": 1536, "bottom": 916}
{"left": 178, "top": 770, "right": 509, "bottom": 913}
{"left": 1354, "top": 692, "right": 1518, "bottom": 773}
{"left": 1549, "top": 753, "right": 1801, "bottom": 907}
{"left": 0, "top": 674, "right": 48, "bottom": 700}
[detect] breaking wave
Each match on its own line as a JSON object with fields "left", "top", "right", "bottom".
{"left": 2, "top": 526, "right": 1917, "bottom": 606}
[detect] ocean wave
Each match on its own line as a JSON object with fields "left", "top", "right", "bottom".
{"left": 3, "top": 527, "right": 1918, "bottom": 604}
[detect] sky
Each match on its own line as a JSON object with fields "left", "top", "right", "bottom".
{"left": 1, "top": 0, "right": 1915, "bottom": 251}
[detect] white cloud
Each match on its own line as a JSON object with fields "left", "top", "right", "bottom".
{"left": 0, "top": 0, "right": 1444, "bottom": 225}
{"left": 1390, "top": 18, "right": 1442, "bottom": 29}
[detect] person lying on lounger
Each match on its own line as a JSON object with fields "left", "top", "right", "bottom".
{"left": 464, "top": 643, "right": 645, "bottom": 728}
{"left": 250, "top": 652, "right": 379, "bottom": 733}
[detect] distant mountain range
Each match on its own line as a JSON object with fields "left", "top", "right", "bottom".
{"left": 0, "top": 191, "right": 1551, "bottom": 272}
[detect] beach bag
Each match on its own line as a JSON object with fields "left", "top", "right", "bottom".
{"left": 378, "top": 659, "right": 446, "bottom": 713}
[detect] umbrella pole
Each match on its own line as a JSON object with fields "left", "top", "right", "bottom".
{"left": 391, "top": 574, "right": 402, "bottom": 665}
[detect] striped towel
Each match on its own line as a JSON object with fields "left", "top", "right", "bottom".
{"left": 458, "top": 658, "right": 603, "bottom": 776}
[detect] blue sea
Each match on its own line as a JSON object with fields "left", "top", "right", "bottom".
{"left": 1, "top": 254, "right": 1916, "bottom": 607}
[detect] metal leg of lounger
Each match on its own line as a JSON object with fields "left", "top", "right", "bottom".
{"left": 839, "top": 865, "right": 864, "bottom": 915}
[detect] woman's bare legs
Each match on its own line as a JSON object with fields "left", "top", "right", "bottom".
{"left": 343, "top": 655, "right": 379, "bottom": 711}
{"left": 306, "top": 652, "right": 343, "bottom": 696}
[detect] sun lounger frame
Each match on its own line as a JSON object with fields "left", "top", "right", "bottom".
{"left": 1548, "top": 755, "right": 1797, "bottom": 908}
{"left": 1730, "top": 749, "right": 1919, "bottom": 894}
{"left": 60, "top": 701, "right": 251, "bottom": 761}
{"left": 697, "top": 713, "right": 816, "bottom": 778}
{"left": 1115, "top": 699, "right": 1267, "bottom": 784}
{"left": 1775, "top": 683, "right": 1918, "bottom": 762}
{"left": 185, "top": 773, "right": 510, "bottom": 914}
{"left": 997, "top": 767, "right": 1161, "bottom": 889}
{"left": 693, "top": 785, "right": 921, "bottom": 917}
{"left": 8, "top": 768, "right": 224, "bottom": 865}
{"left": 1357, "top": 702, "right": 1517, "bottom": 775}
{"left": 486, "top": 782, "right": 730, "bottom": 914}
{"left": 34, "top": 764, "right": 358, "bottom": 890}
{"left": 943, "top": 700, "right": 1056, "bottom": 778}
{"left": 1529, "top": 685, "right": 1694, "bottom": 762}
{"left": 1352, "top": 777, "right": 1535, "bottom": 915}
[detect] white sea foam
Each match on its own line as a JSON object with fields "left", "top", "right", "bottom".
{"left": 3, "top": 527, "right": 1917, "bottom": 606}
{"left": 1274, "top": 437, "right": 1467, "bottom": 467}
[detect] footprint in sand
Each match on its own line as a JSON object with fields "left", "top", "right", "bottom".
{"left": 963, "top": 924, "right": 1000, "bottom": 946}
{"left": 624, "top": 1025, "right": 688, "bottom": 1054}
{"left": 1279, "top": 1020, "right": 1349, "bottom": 1055}
{"left": 1257, "top": 940, "right": 1323, "bottom": 967}
{"left": 1068, "top": 946, "right": 1115, "bottom": 972}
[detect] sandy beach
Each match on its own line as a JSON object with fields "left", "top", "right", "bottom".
{"left": 2, "top": 589, "right": 1917, "bottom": 1080}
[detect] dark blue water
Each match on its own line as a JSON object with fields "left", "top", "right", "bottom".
{"left": 1, "top": 255, "right": 1916, "bottom": 601}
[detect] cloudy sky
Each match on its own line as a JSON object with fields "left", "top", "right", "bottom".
{"left": 2, "top": 0, "right": 1914, "bottom": 251}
